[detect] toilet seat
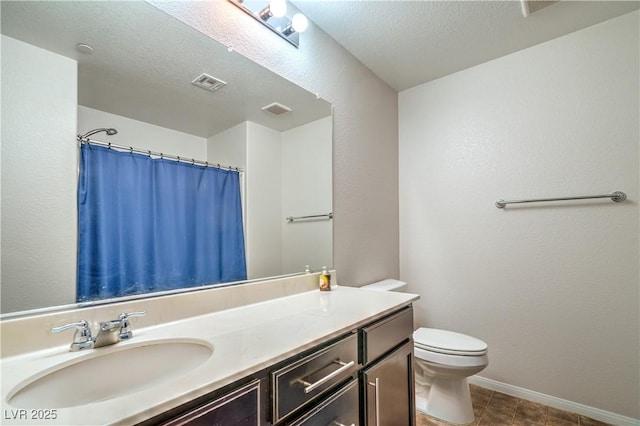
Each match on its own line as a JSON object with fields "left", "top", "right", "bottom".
{"left": 414, "top": 346, "right": 488, "bottom": 369}
{"left": 414, "top": 328, "right": 488, "bottom": 356}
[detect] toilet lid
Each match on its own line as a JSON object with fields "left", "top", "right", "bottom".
{"left": 413, "top": 328, "right": 488, "bottom": 356}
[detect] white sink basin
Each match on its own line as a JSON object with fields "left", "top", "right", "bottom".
{"left": 8, "top": 339, "right": 213, "bottom": 408}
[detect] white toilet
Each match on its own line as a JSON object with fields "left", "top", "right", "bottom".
{"left": 362, "top": 279, "right": 489, "bottom": 425}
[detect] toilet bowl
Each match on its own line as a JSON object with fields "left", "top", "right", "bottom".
{"left": 413, "top": 327, "right": 488, "bottom": 424}
{"left": 362, "top": 279, "right": 489, "bottom": 425}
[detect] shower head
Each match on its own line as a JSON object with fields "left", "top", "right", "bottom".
{"left": 78, "top": 128, "right": 118, "bottom": 140}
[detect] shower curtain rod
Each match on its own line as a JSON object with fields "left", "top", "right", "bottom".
{"left": 78, "top": 137, "right": 245, "bottom": 172}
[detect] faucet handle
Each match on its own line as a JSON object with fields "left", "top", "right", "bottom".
{"left": 51, "top": 320, "right": 94, "bottom": 351}
{"left": 51, "top": 320, "right": 92, "bottom": 340}
{"left": 117, "top": 311, "right": 147, "bottom": 340}
{"left": 118, "top": 311, "right": 147, "bottom": 321}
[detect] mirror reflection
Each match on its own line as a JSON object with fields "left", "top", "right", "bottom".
{"left": 1, "top": 1, "right": 333, "bottom": 315}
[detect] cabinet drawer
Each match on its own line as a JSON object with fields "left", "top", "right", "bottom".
{"left": 271, "top": 333, "right": 359, "bottom": 424}
{"left": 160, "top": 379, "right": 261, "bottom": 426}
{"left": 289, "top": 379, "right": 359, "bottom": 426}
{"left": 360, "top": 306, "right": 413, "bottom": 365}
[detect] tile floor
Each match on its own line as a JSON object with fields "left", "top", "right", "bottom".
{"left": 416, "top": 384, "right": 613, "bottom": 426}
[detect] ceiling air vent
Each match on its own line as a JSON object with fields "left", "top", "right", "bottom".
{"left": 261, "top": 102, "right": 292, "bottom": 115}
{"left": 521, "top": 0, "right": 557, "bottom": 17}
{"left": 191, "top": 73, "right": 227, "bottom": 92}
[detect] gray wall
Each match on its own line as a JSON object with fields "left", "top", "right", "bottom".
{"left": 151, "top": 1, "right": 400, "bottom": 286}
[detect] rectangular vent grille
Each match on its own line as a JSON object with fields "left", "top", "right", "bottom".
{"left": 261, "top": 102, "right": 292, "bottom": 115}
{"left": 192, "top": 73, "right": 227, "bottom": 92}
{"left": 521, "top": 0, "right": 557, "bottom": 17}
{"left": 527, "top": 0, "right": 557, "bottom": 14}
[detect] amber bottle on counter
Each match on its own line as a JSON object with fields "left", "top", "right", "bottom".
{"left": 319, "top": 266, "right": 331, "bottom": 291}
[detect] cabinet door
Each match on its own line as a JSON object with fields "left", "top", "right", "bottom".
{"left": 161, "top": 380, "right": 261, "bottom": 426}
{"left": 362, "top": 340, "right": 415, "bottom": 426}
{"left": 289, "top": 379, "right": 359, "bottom": 426}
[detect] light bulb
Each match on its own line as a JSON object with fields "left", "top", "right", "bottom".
{"left": 269, "top": 0, "right": 287, "bottom": 18}
{"left": 291, "top": 13, "right": 308, "bottom": 33}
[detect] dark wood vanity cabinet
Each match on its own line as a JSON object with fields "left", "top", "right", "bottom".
{"left": 160, "top": 379, "right": 263, "bottom": 426}
{"left": 140, "top": 305, "right": 414, "bottom": 426}
{"left": 288, "top": 378, "right": 360, "bottom": 426}
{"left": 362, "top": 340, "right": 415, "bottom": 426}
{"left": 360, "top": 306, "right": 416, "bottom": 426}
{"left": 271, "top": 332, "right": 359, "bottom": 424}
{"left": 279, "top": 305, "right": 415, "bottom": 426}
{"left": 141, "top": 376, "right": 269, "bottom": 426}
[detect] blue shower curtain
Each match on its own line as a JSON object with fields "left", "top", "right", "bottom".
{"left": 77, "top": 144, "right": 246, "bottom": 302}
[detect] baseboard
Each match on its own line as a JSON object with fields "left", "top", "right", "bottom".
{"left": 468, "top": 376, "right": 640, "bottom": 426}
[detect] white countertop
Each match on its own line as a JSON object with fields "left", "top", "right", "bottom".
{"left": 1, "top": 286, "right": 418, "bottom": 425}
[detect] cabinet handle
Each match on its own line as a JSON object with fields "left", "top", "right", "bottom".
{"left": 299, "top": 360, "right": 355, "bottom": 394}
{"left": 368, "top": 378, "right": 380, "bottom": 426}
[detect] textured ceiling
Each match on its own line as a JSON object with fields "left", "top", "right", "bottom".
{"left": 1, "top": 1, "right": 331, "bottom": 138}
{"left": 294, "top": 1, "right": 640, "bottom": 91}
{"left": 4, "top": 0, "right": 637, "bottom": 134}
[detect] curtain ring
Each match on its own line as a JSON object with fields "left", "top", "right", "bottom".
{"left": 205, "top": 161, "right": 209, "bottom": 167}
{"left": 177, "top": 156, "right": 180, "bottom": 162}
{"left": 129, "top": 146, "right": 133, "bottom": 153}
{"left": 160, "top": 152, "right": 163, "bottom": 159}
{"left": 191, "top": 159, "right": 195, "bottom": 165}
{"left": 217, "top": 163, "right": 221, "bottom": 169}
{"left": 108, "top": 142, "right": 111, "bottom": 149}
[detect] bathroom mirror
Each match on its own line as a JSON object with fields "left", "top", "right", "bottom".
{"left": 0, "top": 1, "right": 333, "bottom": 315}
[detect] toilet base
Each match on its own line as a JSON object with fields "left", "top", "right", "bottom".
{"left": 416, "top": 375, "right": 475, "bottom": 425}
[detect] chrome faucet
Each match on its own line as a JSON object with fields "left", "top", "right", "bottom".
{"left": 51, "top": 311, "right": 147, "bottom": 352}
{"left": 50, "top": 320, "right": 94, "bottom": 351}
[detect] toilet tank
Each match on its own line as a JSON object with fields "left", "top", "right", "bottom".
{"left": 361, "top": 279, "right": 407, "bottom": 292}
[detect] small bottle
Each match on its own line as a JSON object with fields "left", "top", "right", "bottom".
{"left": 319, "top": 266, "right": 331, "bottom": 291}
{"left": 305, "top": 265, "right": 311, "bottom": 274}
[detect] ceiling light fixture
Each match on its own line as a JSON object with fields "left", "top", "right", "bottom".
{"left": 258, "top": 0, "right": 286, "bottom": 20}
{"left": 282, "top": 13, "right": 308, "bottom": 36}
{"left": 229, "top": 0, "right": 308, "bottom": 48}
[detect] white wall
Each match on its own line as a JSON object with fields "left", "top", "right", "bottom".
{"left": 150, "top": 1, "right": 399, "bottom": 286}
{"left": 207, "top": 122, "right": 247, "bottom": 170}
{"left": 399, "top": 11, "right": 639, "bottom": 419}
{"left": 209, "top": 118, "right": 332, "bottom": 278}
{"left": 281, "top": 117, "right": 332, "bottom": 273}
{"left": 79, "top": 106, "right": 206, "bottom": 159}
{"left": 1, "top": 36, "right": 78, "bottom": 312}
{"left": 246, "top": 122, "right": 282, "bottom": 279}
